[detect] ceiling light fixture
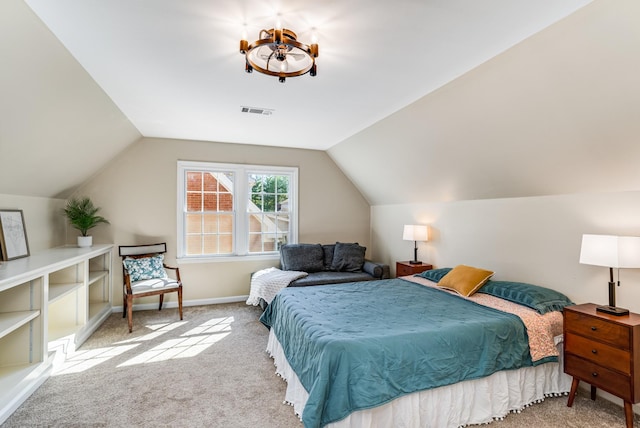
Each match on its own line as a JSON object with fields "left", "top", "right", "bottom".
{"left": 239, "top": 26, "right": 318, "bottom": 83}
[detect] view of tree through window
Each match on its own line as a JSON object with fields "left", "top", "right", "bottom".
{"left": 250, "top": 175, "right": 288, "bottom": 211}
{"left": 248, "top": 174, "right": 290, "bottom": 253}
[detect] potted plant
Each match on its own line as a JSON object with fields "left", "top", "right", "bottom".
{"left": 63, "top": 196, "right": 110, "bottom": 247}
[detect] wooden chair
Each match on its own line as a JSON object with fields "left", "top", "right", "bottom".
{"left": 119, "top": 243, "right": 183, "bottom": 332}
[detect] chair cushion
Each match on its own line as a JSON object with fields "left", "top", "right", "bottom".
{"left": 130, "top": 278, "right": 180, "bottom": 295}
{"left": 123, "top": 255, "right": 168, "bottom": 282}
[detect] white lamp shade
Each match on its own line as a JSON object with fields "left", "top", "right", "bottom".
{"left": 579, "top": 234, "right": 640, "bottom": 268}
{"left": 403, "top": 225, "right": 428, "bottom": 242}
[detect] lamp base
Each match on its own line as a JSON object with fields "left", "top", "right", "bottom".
{"left": 596, "top": 305, "right": 630, "bottom": 316}
{"left": 409, "top": 260, "right": 423, "bottom": 265}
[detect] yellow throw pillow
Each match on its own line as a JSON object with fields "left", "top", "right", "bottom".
{"left": 438, "top": 265, "right": 494, "bottom": 297}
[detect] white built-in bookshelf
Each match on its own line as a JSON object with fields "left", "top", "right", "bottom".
{"left": 0, "top": 244, "right": 113, "bottom": 424}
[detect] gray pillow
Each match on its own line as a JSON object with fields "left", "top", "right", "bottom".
{"left": 280, "top": 244, "right": 324, "bottom": 273}
{"left": 331, "top": 242, "right": 366, "bottom": 272}
{"left": 322, "top": 244, "right": 335, "bottom": 270}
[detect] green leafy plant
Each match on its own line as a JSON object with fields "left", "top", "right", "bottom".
{"left": 63, "top": 196, "right": 110, "bottom": 236}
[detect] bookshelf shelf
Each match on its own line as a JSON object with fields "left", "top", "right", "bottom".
{"left": 0, "top": 244, "right": 113, "bottom": 424}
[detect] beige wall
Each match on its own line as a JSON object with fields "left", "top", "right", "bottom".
{"left": 0, "top": 0, "right": 141, "bottom": 200}
{"left": 328, "top": 0, "right": 640, "bottom": 206}
{"left": 0, "top": 194, "right": 66, "bottom": 254}
{"left": 73, "top": 137, "right": 371, "bottom": 306}
{"left": 371, "top": 191, "right": 640, "bottom": 313}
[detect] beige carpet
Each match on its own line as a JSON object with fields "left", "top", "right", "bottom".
{"left": 2, "top": 302, "right": 638, "bottom": 428}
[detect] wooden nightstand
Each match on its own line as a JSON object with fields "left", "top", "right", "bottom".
{"left": 396, "top": 261, "right": 433, "bottom": 277}
{"left": 564, "top": 303, "right": 640, "bottom": 428}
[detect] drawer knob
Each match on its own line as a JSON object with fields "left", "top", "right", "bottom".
{"left": 591, "top": 326, "right": 597, "bottom": 331}
{"left": 592, "top": 349, "right": 598, "bottom": 354}
{"left": 592, "top": 372, "right": 598, "bottom": 377}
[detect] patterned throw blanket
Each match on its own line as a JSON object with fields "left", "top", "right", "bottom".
{"left": 246, "top": 267, "right": 308, "bottom": 306}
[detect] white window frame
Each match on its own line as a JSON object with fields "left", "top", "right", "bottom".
{"left": 177, "top": 160, "right": 298, "bottom": 262}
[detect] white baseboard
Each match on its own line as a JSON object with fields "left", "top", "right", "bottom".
{"left": 111, "top": 295, "right": 249, "bottom": 313}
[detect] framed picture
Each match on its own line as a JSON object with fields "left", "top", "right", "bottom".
{"left": 0, "top": 209, "right": 30, "bottom": 261}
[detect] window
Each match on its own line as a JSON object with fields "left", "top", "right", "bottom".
{"left": 177, "top": 161, "right": 297, "bottom": 260}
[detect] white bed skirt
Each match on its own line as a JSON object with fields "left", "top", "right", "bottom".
{"left": 266, "top": 329, "right": 572, "bottom": 428}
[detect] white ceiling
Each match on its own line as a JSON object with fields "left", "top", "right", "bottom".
{"left": 25, "top": 0, "right": 592, "bottom": 151}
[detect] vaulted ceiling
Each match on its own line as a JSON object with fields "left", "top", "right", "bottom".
{"left": 6, "top": 0, "right": 639, "bottom": 205}
{"left": 23, "top": 0, "right": 591, "bottom": 150}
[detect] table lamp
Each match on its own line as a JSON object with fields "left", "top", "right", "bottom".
{"left": 579, "top": 234, "right": 640, "bottom": 316}
{"left": 403, "top": 225, "right": 428, "bottom": 265}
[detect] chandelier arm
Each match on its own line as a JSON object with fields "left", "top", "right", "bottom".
{"left": 265, "top": 51, "right": 276, "bottom": 72}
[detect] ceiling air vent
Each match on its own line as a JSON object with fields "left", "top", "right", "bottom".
{"left": 241, "top": 106, "right": 274, "bottom": 116}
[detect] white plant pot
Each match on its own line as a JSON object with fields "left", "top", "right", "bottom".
{"left": 77, "top": 236, "right": 93, "bottom": 248}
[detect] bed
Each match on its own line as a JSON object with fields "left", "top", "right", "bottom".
{"left": 260, "top": 267, "right": 574, "bottom": 428}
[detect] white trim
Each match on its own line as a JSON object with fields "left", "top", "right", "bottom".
{"left": 177, "top": 254, "right": 279, "bottom": 264}
{"left": 111, "top": 295, "right": 250, "bottom": 313}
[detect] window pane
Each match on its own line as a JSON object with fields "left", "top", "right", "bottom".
{"left": 203, "top": 172, "right": 217, "bottom": 191}
{"left": 219, "top": 234, "right": 233, "bottom": 253}
{"left": 276, "top": 213, "right": 289, "bottom": 233}
{"left": 203, "top": 235, "right": 218, "bottom": 254}
{"left": 220, "top": 192, "right": 233, "bottom": 211}
{"left": 187, "top": 192, "right": 202, "bottom": 212}
{"left": 204, "top": 193, "right": 217, "bottom": 211}
{"left": 186, "top": 214, "right": 202, "bottom": 233}
{"left": 264, "top": 195, "right": 275, "bottom": 212}
{"left": 203, "top": 214, "right": 218, "bottom": 234}
{"left": 186, "top": 235, "right": 202, "bottom": 255}
{"left": 251, "top": 194, "right": 263, "bottom": 211}
{"left": 187, "top": 172, "right": 202, "bottom": 191}
{"left": 248, "top": 233, "right": 263, "bottom": 253}
{"left": 219, "top": 214, "right": 233, "bottom": 233}
{"left": 249, "top": 214, "right": 262, "bottom": 232}
{"left": 275, "top": 175, "right": 289, "bottom": 190}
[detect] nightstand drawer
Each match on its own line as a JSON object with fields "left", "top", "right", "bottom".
{"left": 565, "top": 311, "right": 630, "bottom": 349}
{"left": 565, "top": 354, "right": 632, "bottom": 401}
{"left": 397, "top": 264, "right": 416, "bottom": 276}
{"left": 565, "top": 332, "right": 631, "bottom": 375}
{"left": 396, "top": 262, "right": 432, "bottom": 277}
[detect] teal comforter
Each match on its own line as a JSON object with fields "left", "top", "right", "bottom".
{"left": 260, "top": 278, "right": 533, "bottom": 428}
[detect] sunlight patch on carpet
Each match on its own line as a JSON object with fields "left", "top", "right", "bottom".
{"left": 116, "top": 320, "right": 189, "bottom": 344}
{"left": 182, "top": 316, "right": 233, "bottom": 336}
{"left": 117, "top": 317, "right": 233, "bottom": 367}
{"left": 52, "top": 344, "right": 140, "bottom": 375}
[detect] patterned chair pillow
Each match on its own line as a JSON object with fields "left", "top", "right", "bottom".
{"left": 123, "top": 254, "right": 168, "bottom": 282}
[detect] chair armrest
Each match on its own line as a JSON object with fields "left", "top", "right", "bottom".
{"left": 163, "top": 264, "right": 182, "bottom": 282}
{"left": 363, "top": 260, "right": 390, "bottom": 279}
